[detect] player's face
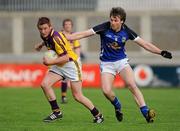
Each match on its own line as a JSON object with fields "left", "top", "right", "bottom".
{"left": 110, "top": 16, "right": 123, "bottom": 32}
{"left": 38, "top": 24, "right": 52, "bottom": 38}
{"left": 63, "top": 21, "right": 73, "bottom": 33}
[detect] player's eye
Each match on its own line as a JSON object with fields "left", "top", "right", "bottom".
{"left": 44, "top": 27, "right": 48, "bottom": 30}
{"left": 115, "top": 20, "right": 118, "bottom": 22}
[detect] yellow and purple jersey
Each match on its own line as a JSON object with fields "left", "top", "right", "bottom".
{"left": 41, "top": 30, "right": 78, "bottom": 62}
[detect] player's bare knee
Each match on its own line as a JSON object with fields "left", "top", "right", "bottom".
{"left": 127, "top": 82, "right": 138, "bottom": 92}
{"left": 102, "top": 88, "right": 111, "bottom": 96}
{"left": 103, "top": 91, "right": 114, "bottom": 100}
{"left": 73, "top": 93, "right": 83, "bottom": 102}
{"left": 41, "top": 81, "right": 49, "bottom": 90}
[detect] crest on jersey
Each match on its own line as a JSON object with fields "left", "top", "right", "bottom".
{"left": 122, "top": 37, "right": 126, "bottom": 43}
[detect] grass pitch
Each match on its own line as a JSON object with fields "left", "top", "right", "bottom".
{"left": 0, "top": 87, "right": 180, "bottom": 131}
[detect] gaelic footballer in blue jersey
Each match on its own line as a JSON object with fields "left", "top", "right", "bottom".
{"left": 67, "top": 7, "right": 172, "bottom": 123}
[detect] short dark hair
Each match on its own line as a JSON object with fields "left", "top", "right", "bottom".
{"left": 110, "top": 7, "right": 126, "bottom": 23}
{"left": 62, "top": 18, "right": 73, "bottom": 27}
{"left": 37, "top": 17, "right": 51, "bottom": 28}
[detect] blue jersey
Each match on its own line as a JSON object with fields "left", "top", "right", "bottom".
{"left": 92, "top": 22, "right": 138, "bottom": 62}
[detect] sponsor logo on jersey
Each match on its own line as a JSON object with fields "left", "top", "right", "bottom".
{"left": 108, "top": 42, "right": 121, "bottom": 50}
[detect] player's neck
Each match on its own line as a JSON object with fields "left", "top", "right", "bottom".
{"left": 114, "top": 25, "right": 122, "bottom": 32}
{"left": 63, "top": 30, "right": 71, "bottom": 35}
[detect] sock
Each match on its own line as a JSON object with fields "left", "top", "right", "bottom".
{"left": 61, "top": 82, "right": 67, "bottom": 97}
{"left": 140, "top": 105, "right": 149, "bottom": 117}
{"left": 90, "top": 107, "right": 100, "bottom": 117}
{"left": 49, "top": 100, "right": 60, "bottom": 113}
{"left": 111, "top": 97, "right": 121, "bottom": 110}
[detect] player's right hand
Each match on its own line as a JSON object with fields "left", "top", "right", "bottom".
{"left": 161, "top": 50, "right": 172, "bottom": 59}
{"left": 35, "top": 42, "right": 43, "bottom": 51}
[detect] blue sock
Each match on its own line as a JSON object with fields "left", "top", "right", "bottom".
{"left": 140, "top": 106, "right": 149, "bottom": 117}
{"left": 111, "top": 97, "right": 121, "bottom": 110}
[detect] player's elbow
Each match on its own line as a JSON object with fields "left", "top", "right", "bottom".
{"left": 66, "top": 35, "right": 71, "bottom": 41}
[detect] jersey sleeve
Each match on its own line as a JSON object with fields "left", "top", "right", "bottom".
{"left": 92, "top": 21, "right": 110, "bottom": 34}
{"left": 52, "top": 34, "right": 67, "bottom": 56}
{"left": 124, "top": 24, "right": 139, "bottom": 41}
{"left": 73, "top": 40, "right": 80, "bottom": 49}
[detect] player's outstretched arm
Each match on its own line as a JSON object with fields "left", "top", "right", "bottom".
{"left": 135, "top": 37, "right": 172, "bottom": 59}
{"left": 66, "top": 29, "right": 95, "bottom": 41}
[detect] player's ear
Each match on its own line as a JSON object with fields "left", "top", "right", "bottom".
{"left": 121, "top": 20, "right": 124, "bottom": 24}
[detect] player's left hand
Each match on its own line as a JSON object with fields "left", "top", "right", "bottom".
{"left": 161, "top": 50, "right": 172, "bottom": 59}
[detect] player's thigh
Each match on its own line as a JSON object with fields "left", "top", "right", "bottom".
{"left": 119, "top": 65, "right": 136, "bottom": 85}
{"left": 70, "top": 81, "right": 82, "bottom": 96}
{"left": 42, "top": 71, "right": 63, "bottom": 87}
{"left": 101, "top": 72, "right": 115, "bottom": 92}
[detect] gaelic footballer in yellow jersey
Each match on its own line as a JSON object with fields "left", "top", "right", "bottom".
{"left": 36, "top": 17, "right": 104, "bottom": 123}
{"left": 58, "top": 18, "right": 82, "bottom": 104}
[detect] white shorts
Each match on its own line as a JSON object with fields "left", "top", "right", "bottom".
{"left": 100, "top": 58, "right": 129, "bottom": 76}
{"left": 49, "top": 60, "right": 82, "bottom": 82}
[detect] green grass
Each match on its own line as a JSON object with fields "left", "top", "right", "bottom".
{"left": 0, "top": 87, "right": 180, "bottom": 131}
